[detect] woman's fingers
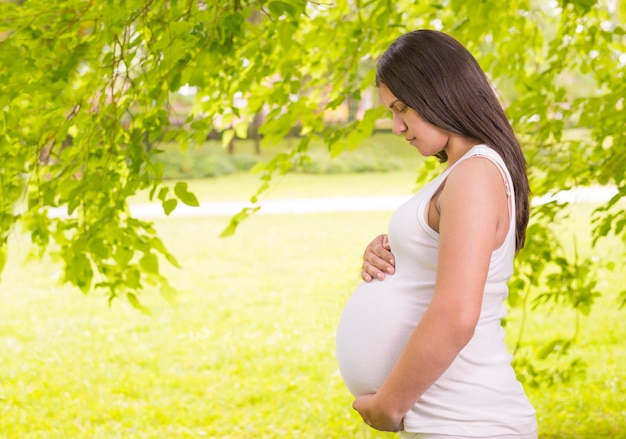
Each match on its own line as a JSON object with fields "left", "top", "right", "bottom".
{"left": 361, "top": 234, "right": 396, "bottom": 282}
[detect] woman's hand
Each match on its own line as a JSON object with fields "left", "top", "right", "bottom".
{"left": 362, "top": 234, "right": 395, "bottom": 282}
{"left": 352, "top": 393, "right": 404, "bottom": 432}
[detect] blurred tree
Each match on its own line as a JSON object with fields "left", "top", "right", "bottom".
{"left": 0, "top": 0, "right": 624, "bottom": 380}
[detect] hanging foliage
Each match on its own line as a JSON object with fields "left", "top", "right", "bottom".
{"left": 0, "top": 0, "right": 624, "bottom": 385}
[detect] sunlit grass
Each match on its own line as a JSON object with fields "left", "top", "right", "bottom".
{"left": 0, "top": 212, "right": 393, "bottom": 438}
{"left": 163, "top": 170, "right": 423, "bottom": 202}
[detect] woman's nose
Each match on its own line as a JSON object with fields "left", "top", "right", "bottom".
{"left": 392, "top": 117, "right": 407, "bottom": 135}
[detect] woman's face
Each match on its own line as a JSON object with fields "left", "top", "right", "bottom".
{"left": 379, "top": 84, "right": 449, "bottom": 158}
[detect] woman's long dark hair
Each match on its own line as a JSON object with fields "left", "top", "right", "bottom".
{"left": 376, "top": 30, "right": 530, "bottom": 251}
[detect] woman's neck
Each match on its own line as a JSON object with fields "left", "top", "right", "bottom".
{"left": 444, "top": 135, "right": 482, "bottom": 168}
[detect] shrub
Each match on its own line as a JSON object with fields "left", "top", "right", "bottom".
{"left": 153, "top": 145, "right": 246, "bottom": 179}
{"left": 152, "top": 140, "right": 403, "bottom": 179}
{"left": 299, "top": 148, "right": 402, "bottom": 174}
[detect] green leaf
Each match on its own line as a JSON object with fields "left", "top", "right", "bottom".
{"left": 150, "top": 237, "right": 181, "bottom": 268}
{"left": 329, "top": 141, "right": 345, "bottom": 159}
{"left": 0, "top": 248, "right": 5, "bottom": 273}
{"left": 220, "top": 206, "right": 261, "bottom": 237}
{"left": 114, "top": 246, "right": 134, "bottom": 267}
{"left": 127, "top": 292, "right": 152, "bottom": 316}
{"left": 139, "top": 252, "right": 159, "bottom": 275}
{"left": 174, "top": 182, "right": 199, "bottom": 207}
{"left": 169, "top": 70, "right": 182, "bottom": 92}
{"left": 560, "top": 0, "right": 598, "bottom": 14}
{"left": 268, "top": 0, "right": 295, "bottom": 17}
{"left": 163, "top": 198, "right": 178, "bottom": 215}
{"left": 69, "top": 252, "right": 94, "bottom": 294}
{"left": 157, "top": 187, "right": 169, "bottom": 201}
{"left": 234, "top": 120, "right": 248, "bottom": 139}
{"left": 160, "top": 279, "right": 178, "bottom": 303}
{"left": 537, "top": 338, "right": 566, "bottom": 360}
{"left": 222, "top": 129, "right": 235, "bottom": 147}
{"left": 89, "top": 238, "right": 110, "bottom": 259}
{"left": 126, "top": 268, "right": 141, "bottom": 289}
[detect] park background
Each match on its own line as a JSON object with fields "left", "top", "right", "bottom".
{"left": 1, "top": 0, "right": 625, "bottom": 438}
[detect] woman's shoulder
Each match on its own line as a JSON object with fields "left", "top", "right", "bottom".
{"left": 447, "top": 155, "right": 505, "bottom": 190}
{"left": 441, "top": 150, "right": 510, "bottom": 213}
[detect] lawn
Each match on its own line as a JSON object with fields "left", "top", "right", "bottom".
{"left": 0, "top": 170, "right": 624, "bottom": 438}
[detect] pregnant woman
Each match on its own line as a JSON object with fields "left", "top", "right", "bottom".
{"left": 335, "top": 30, "right": 538, "bottom": 438}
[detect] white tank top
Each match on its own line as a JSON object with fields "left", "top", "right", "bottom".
{"left": 336, "top": 144, "right": 537, "bottom": 436}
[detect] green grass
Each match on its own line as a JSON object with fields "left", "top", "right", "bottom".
{"left": 0, "top": 213, "right": 393, "bottom": 439}
{"left": 1, "top": 175, "right": 624, "bottom": 438}
{"left": 135, "top": 170, "right": 424, "bottom": 204}
{"left": 130, "top": 166, "right": 425, "bottom": 207}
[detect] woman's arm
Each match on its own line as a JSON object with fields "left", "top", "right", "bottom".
{"left": 353, "top": 157, "right": 508, "bottom": 431}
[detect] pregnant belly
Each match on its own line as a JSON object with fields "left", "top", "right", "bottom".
{"left": 336, "top": 279, "right": 423, "bottom": 397}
